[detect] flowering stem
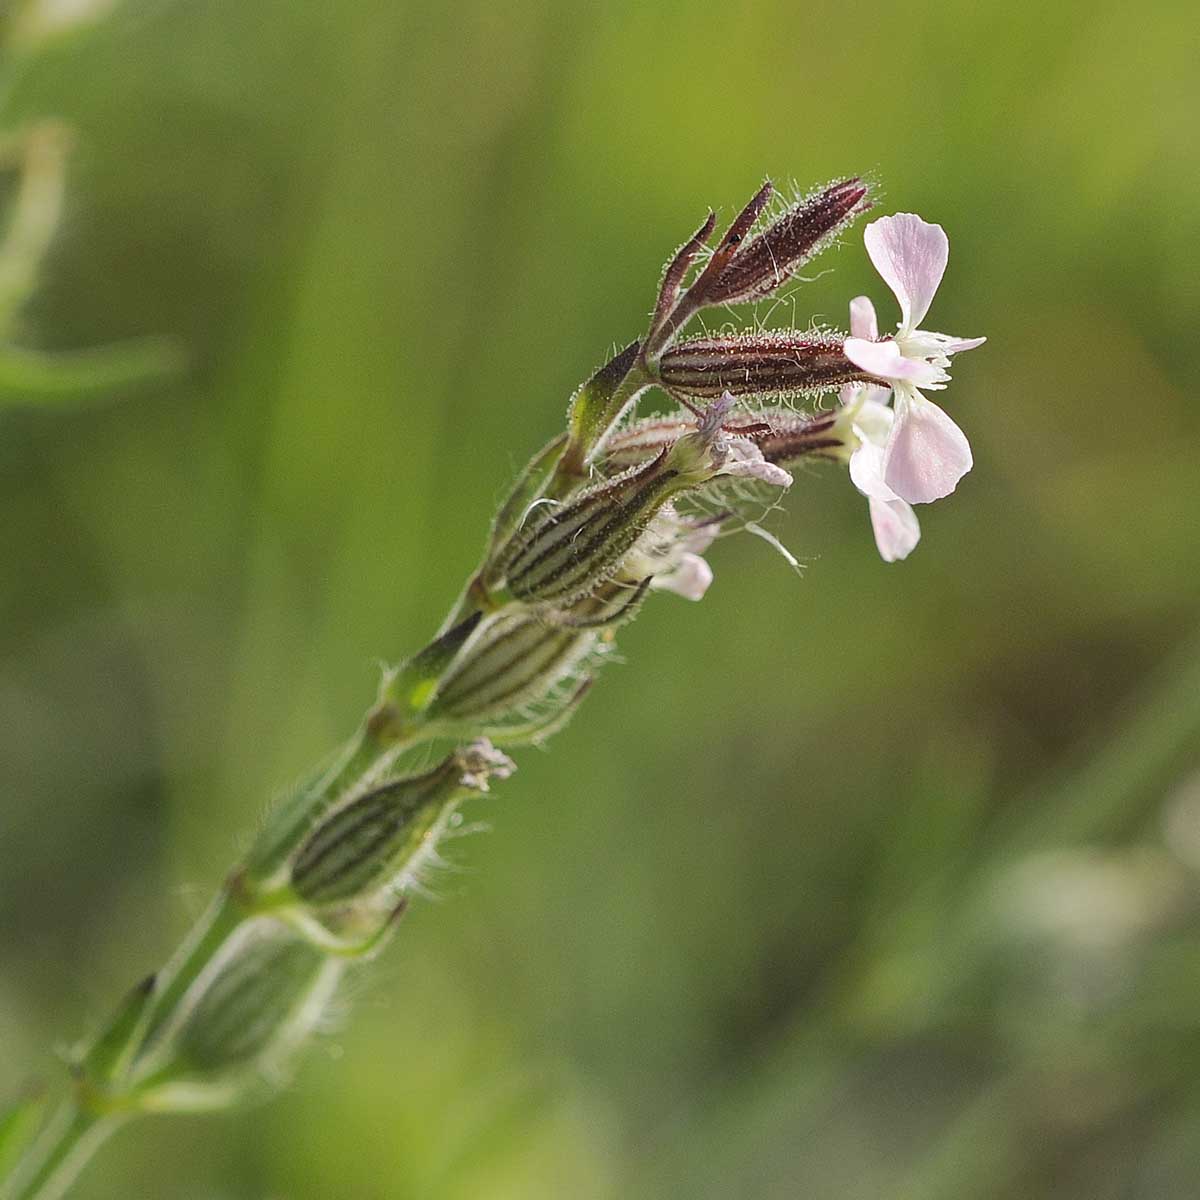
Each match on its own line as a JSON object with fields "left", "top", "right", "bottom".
{"left": 2, "top": 1102, "right": 121, "bottom": 1200}
{"left": 0, "top": 175, "right": 926, "bottom": 1200}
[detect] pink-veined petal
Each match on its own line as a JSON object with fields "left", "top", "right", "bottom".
{"left": 868, "top": 496, "right": 921, "bottom": 562}
{"left": 849, "top": 295, "right": 878, "bottom": 340}
{"left": 651, "top": 552, "right": 713, "bottom": 601}
{"left": 864, "top": 214, "right": 949, "bottom": 332}
{"left": 882, "top": 396, "right": 973, "bottom": 504}
{"left": 844, "top": 336, "right": 944, "bottom": 387}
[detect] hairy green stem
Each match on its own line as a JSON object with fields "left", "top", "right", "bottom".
{"left": 2, "top": 1103, "right": 121, "bottom": 1200}
{"left": 3, "top": 171, "right": 877, "bottom": 1199}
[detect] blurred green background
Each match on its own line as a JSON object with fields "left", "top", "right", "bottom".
{"left": 3, "top": 0, "right": 1199, "bottom": 1196}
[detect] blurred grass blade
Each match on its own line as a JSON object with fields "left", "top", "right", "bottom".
{"left": 989, "top": 624, "right": 1200, "bottom": 858}
{"left": 0, "top": 1093, "right": 46, "bottom": 1182}
{"left": 0, "top": 337, "right": 186, "bottom": 408}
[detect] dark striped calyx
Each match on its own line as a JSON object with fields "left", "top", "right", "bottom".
{"left": 702, "top": 179, "right": 871, "bottom": 306}
{"left": 425, "top": 611, "right": 595, "bottom": 722}
{"left": 487, "top": 402, "right": 735, "bottom": 609}
{"left": 659, "top": 332, "right": 869, "bottom": 399}
{"left": 747, "top": 407, "right": 848, "bottom": 465}
{"left": 601, "top": 406, "right": 845, "bottom": 471}
{"left": 488, "top": 453, "right": 681, "bottom": 607}
{"left": 289, "top": 740, "right": 514, "bottom": 908}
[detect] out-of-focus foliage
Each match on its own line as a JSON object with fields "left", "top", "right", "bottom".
{"left": 2, "top": 0, "right": 1198, "bottom": 1196}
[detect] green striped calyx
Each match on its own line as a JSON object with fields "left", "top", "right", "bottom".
{"left": 287, "top": 740, "right": 514, "bottom": 909}
{"left": 484, "top": 402, "right": 736, "bottom": 610}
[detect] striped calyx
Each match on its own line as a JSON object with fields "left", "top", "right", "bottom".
{"left": 486, "top": 399, "right": 739, "bottom": 609}
{"left": 598, "top": 406, "right": 850, "bottom": 472}
{"left": 658, "top": 332, "right": 868, "bottom": 399}
{"left": 426, "top": 612, "right": 595, "bottom": 722}
{"left": 488, "top": 453, "right": 680, "bottom": 606}
{"left": 702, "top": 178, "right": 871, "bottom": 306}
{"left": 171, "top": 923, "right": 332, "bottom": 1074}
{"left": 288, "top": 740, "right": 513, "bottom": 908}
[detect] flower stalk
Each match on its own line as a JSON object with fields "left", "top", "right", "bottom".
{"left": 2, "top": 174, "right": 984, "bottom": 1200}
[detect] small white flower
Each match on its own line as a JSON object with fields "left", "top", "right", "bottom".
{"left": 844, "top": 214, "right": 985, "bottom": 504}
{"left": 625, "top": 508, "right": 720, "bottom": 602}
{"left": 650, "top": 551, "right": 714, "bottom": 601}
{"left": 840, "top": 377, "right": 920, "bottom": 564}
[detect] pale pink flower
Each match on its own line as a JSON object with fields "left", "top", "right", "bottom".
{"left": 651, "top": 551, "right": 714, "bottom": 601}
{"left": 839, "top": 374, "right": 920, "bottom": 564}
{"left": 844, "top": 214, "right": 985, "bottom": 504}
{"left": 626, "top": 509, "right": 720, "bottom": 602}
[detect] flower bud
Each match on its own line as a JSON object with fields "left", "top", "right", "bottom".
{"left": 130, "top": 919, "right": 340, "bottom": 1109}
{"left": 600, "top": 406, "right": 847, "bottom": 479}
{"left": 425, "top": 611, "right": 596, "bottom": 722}
{"left": 702, "top": 178, "right": 871, "bottom": 306}
{"left": 172, "top": 925, "right": 332, "bottom": 1074}
{"left": 289, "top": 741, "right": 514, "bottom": 908}
{"left": 487, "top": 450, "right": 689, "bottom": 607}
{"left": 743, "top": 407, "right": 846, "bottom": 465}
{"left": 658, "top": 332, "right": 868, "bottom": 399}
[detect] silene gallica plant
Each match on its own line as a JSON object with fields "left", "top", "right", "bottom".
{"left": 0, "top": 176, "right": 985, "bottom": 1199}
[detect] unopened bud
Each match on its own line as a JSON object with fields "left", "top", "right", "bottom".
{"left": 289, "top": 741, "right": 513, "bottom": 908}
{"left": 659, "top": 332, "right": 868, "bottom": 399}
{"left": 133, "top": 919, "right": 339, "bottom": 1108}
{"left": 704, "top": 179, "right": 871, "bottom": 306}
{"left": 601, "top": 406, "right": 846, "bottom": 478}
{"left": 488, "top": 450, "right": 691, "bottom": 606}
{"left": 749, "top": 407, "right": 846, "bottom": 465}
{"left": 426, "top": 612, "right": 595, "bottom": 722}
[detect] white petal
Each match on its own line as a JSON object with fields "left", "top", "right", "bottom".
{"left": 849, "top": 295, "right": 878, "bottom": 340}
{"left": 651, "top": 552, "right": 713, "bottom": 601}
{"left": 851, "top": 396, "right": 894, "bottom": 445}
{"left": 864, "top": 214, "right": 949, "bottom": 333}
{"left": 844, "top": 336, "right": 945, "bottom": 387}
{"left": 839, "top": 381, "right": 892, "bottom": 411}
{"left": 882, "top": 395, "right": 973, "bottom": 504}
{"left": 679, "top": 521, "right": 720, "bottom": 556}
{"left": 849, "top": 438, "right": 897, "bottom": 501}
{"left": 868, "top": 497, "right": 921, "bottom": 562}
{"left": 720, "top": 438, "right": 793, "bottom": 488}
{"left": 939, "top": 334, "right": 986, "bottom": 355}
{"left": 901, "top": 330, "right": 986, "bottom": 359}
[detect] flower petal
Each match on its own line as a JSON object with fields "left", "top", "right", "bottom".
{"left": 651, "top": 552, "right": 713, "bottom": 601}
{"left": 720, "top": 438, "right": 793, "bottom": 488}
{"left": 868, "top": 497, "right": 921, "bottom": 562}
{"left": 849, "top": 295, "right": 878, "bottom": 340}
{"left": 849, "top": 437, "right": 897, "bottom": 501}
{"left": 864, "top": 214, "right": 948, "bottom": 332}
{"left": 839, "top": 381, "right": 892, "bottom": 411}
{"left": 844, "top": 337, "right": 945, "bottom": 387}
{"left": 882, "top": 395, "right": 972, "bottom": 504}
{"left": 850, "top": 395, "right": 894, "bottom": 443}
{"left": 902, "top": 330, "right": 986, "bottom": 359}
{"left": 939, "top": 334, "right": 986, "bottom": 355}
